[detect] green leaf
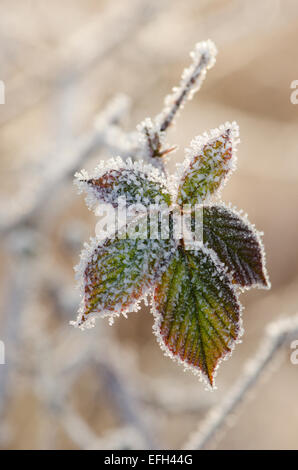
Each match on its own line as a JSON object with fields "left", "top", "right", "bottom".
{"left": 203, "top": 205, "right": 270, "bottom": 289}
{"left": 153, "top": 246, "right": 241, "bottom": 387}
{"left": 84, "top": 168, "right": 171, "bottom": 207}
{"left": 177, "top": 123, "right": 239, "bottom": 206}
{"left": 75, "top": 215, "right": 176, "bottom": 327}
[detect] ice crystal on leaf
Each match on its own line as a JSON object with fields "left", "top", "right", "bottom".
{"left": 74, "top": 157, "right": 171, "bottom": 211}
{"left": 202, "top": 204, "right": 270, "bottom": 289}
{"left": 72, "top": 40, "right": 270, "bottom": 388}
{"left": 73, "top": 214, "right": 177, "bottom": 328}
{"left": 177, "top": 122, "right": 239, "bottom": 206}
{"left": 153, "top": 246, "right": 241, "bottom": 387}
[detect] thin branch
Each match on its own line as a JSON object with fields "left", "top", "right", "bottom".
{"left": 136, "top": 40, "right": 217, "bottom": 168}
{"left": 156, "top": 40, "right": 217, "bottom": 133}
{"left": 183, "top": 313, "right": 298, "bottom": 450}
{"left": 1, "top": 94, "right": 131, "bottom": 234}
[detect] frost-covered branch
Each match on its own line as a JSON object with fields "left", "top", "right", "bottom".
{"left": 135, "top": 40, "right": 217, "bottom": 167}
{"left": 1, "top": 94, "right": 132, "bottom": 234}
{"left": 184, "top": 314, "right": 298, "bottom": 450}
{"left": 156, "top": 40, "right": 217, "bottom": 133}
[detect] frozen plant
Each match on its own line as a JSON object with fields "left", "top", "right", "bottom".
{"left": 71, "top": 40, "right": 270, "bottom": 388}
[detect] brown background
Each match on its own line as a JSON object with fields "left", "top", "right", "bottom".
{"left": 0, "top": 0, "right": 298, "bottom": 449}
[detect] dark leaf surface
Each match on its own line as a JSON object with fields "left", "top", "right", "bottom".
{"left": 203, "top": 205, "right": 269, "bottom": 288}
{"left": 177, "top": 127, "right": 236, "bottom": 206}
{"left": 154, "top": 246, "right": 241, "bottom": 386}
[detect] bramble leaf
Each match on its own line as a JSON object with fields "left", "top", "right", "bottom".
{"left": 177, "top": 122, "right": 239, "bottom": 206}
{"left": 74, "top": 214, "right": 176, "bottom": 328}
{"left": 86, "top": 169, "right": 171, "bottom": 207}
{"left": 72, "top": 39, "right": 271, "bottom": 390}
{"left": 203, "top": 205, "right": 270, "bottom": 289}
{"left": 153, "top": 246, "right": 241, "bottom": 387}
{"left": 75, "top": 158, "right": 171, "bottom": 210}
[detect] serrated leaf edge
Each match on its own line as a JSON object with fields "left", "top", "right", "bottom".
{"left": 74, "top": 156, "right": 172, "bottom": 212}
{"left": 71, "top": 215, "right": 178, "bottom": 330}
{"left": 70, "top": 234, "right": 153, "bottom": 330}
{"left": 174, "top": 121, "right": 240, "bottom": 203}
{"left": 204, "top": 202, "right": 271, "bottom": 291}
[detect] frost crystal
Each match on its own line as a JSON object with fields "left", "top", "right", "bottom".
{"left": 72, "top": 214, "right": 177, "bottom": 329}
{"left": 152, "top": 246, "right": 243, "bottom": 389}
{"left": 203, "top": 203, "right": 270, "bottom": 290}
{"left": 74, "top": 156, "right": 171, "bottom": 211}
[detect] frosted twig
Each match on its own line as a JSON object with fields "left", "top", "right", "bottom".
{"left": 135, "top": 40, "right": 217, "bottom": 168}
{"left": 1, "top": 94, "right": 131, "bottom": 234}
{"left": 184, "top": 314, "right": 298, "bottom": 450}
{"left": 156, "top": 40, "right": 217, "bottom": 133}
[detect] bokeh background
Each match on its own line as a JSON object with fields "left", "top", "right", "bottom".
{"left": 0, "top": 0, "right": 298, "bottom": 450}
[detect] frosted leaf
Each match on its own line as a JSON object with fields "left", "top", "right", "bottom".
{"left": 152, "top": 246, "right": 242, "bottom": 388}
{"left": 202, "top": 204, "right": 270, "bottom": 289}
{"left": 74, "top": 156, "right": 171, "bottom": 211}
{"left": 72, "top": 213, "right": 177, "bottom": 329}
{"left": 71, "top": 38, "right": 271, "bottom": 392}
{"left": 84, "top": 169, "right": 171, "bottom": 208}
{"left": 177, "top": 122, "right": 239, "bottom": 206}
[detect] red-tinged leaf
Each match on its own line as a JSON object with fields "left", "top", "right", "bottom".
{"left": 203, "top": 205, "right": 270, "bottom": 289}
{"left": 153, "top": 246, "right": 241, "bottom": 387}
{"left": 177, "top": 122, "right": 239, "bottom": 206}
{"left": 76, "top": 165, "right": 171, "bottom": 209}
{"left": 73, "top": 215, "right": 176, "bottom": 328}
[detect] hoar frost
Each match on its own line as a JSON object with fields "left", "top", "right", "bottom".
{"left": 71, "top": 40, "right": 270, "bottom": 388}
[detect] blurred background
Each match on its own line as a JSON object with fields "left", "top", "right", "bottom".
{"left": 0, "top": 0, "right": 298, "bottom": 450}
